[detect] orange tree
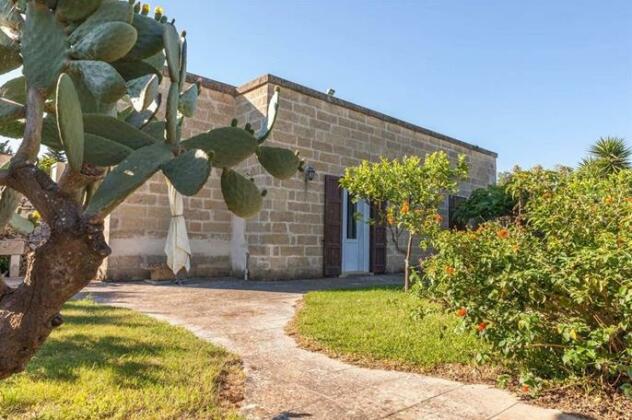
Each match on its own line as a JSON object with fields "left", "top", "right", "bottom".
{"left": 340, "top": 152, "right": 467, "bottom": 291}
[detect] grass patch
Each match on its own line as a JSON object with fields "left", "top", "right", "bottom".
{"left": 293, "top": 286, "right": 491, "bottom": 379}
{"left": 0, "top": 300, "right": 243, "bottom": 419}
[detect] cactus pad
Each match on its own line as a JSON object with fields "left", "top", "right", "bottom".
{"left": 0, "top": 76, "right": 26, "bottom": 104}
{"left": 69, "top": 60, "right": 127, "bottom": 105}
{"left": 0, "top": 98, "right": 24, "bottom": 124}
{"left": 84, "top": 133, "right": 133, "bottom": 166}
{"left": 112, "top": 50, "right": 165, "bottom": 81}
{"left": 221, "top": 169, "right": 264, "bottom": 218}
{"left": 85, "top": 142, "right": 174, "bottom": 218}
{"left": 182, "top": 127, "right": 258, "bottom": 168}
{"left": 56, "top": 74, "right": 85, "bottom": 172}
{"left": 256, "top": 87, "right": 280, "bottom": 143}
{"left": 128, "top": 74, "right": 159, "bottom": 112}
{"left": 72, "top": 22, "right": 138, "bottom": 62}
{"left": 83, "top": 113, "right": 156, "bottom": 149}
{"left": 123, "top": 12, "right": 165, "bottom": 61}
{"left": 0, "top": 30, "right": 21, "bottom": 75}
{"left": 0, "top": 120, "right": 25, "bottom": 139}
{"left": 68, "top": 0, "right": 133, "bottom": 44}
{"left": 21, "top": 2, "right": 67, "bottom": 91}
{"left": 256, "top": 146, "right": 301, "bottom": 180}
{"left": 56, "top": 0, "right": 102, "bottom": 22}
{"left": 161, "top": 149, "right": 211, "bottom": 196}
{"left": 178, "top": 83, "right": 199, "bottom": 118}
{"left": 163, "top": 23, "right": 181, "bottom": 83}
{"left": 142, "top": 121, "right": 165, "bottom": 141}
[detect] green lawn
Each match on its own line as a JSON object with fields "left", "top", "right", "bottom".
{"left": 0, "top": 300, "right": 242, "bottom": 420}
{"left": 294, "top": 286, "right": 488, "bottom": 373}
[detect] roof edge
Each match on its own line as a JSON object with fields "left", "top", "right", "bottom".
{"left": 186, "top": 71, "right": 497, "bottom": 158}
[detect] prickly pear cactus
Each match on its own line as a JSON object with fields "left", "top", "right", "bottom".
{"left": 0, "top": 0, "right": 304, "bottom": 227}
{"left": 221, "top": 169, "right": 265, "bottom": 219}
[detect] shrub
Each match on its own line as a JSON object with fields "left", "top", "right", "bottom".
{"left": 451, "top": 183, "right": 515, "bottom": 228}
{"left": 422, "top": 167, "right": 632, "bottom": 390}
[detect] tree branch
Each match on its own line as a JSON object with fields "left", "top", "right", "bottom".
{"left": 7, "top": 164, "right": 67, "bottom": 226}
{"left": 58, "top": 164, "right": 104, "bottom": 203}
{"left": 13, "top": 86, "right": 45, "bottom": 166}
{"left": 387, "top": 225, "right": 406, "bottom": 255}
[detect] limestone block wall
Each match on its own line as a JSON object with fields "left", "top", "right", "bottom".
{"left": 240, "top": 76, "right": 496, "bottom": 279}
{"left": 105, "top": 79, "right": 238, "bottom": 280}
{"left": 103, "top": 73, "right": 496, "bottom": 281}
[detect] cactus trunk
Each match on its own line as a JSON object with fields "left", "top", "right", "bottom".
{"left": 0, "top": 224, "right": 109, "bottom": 379}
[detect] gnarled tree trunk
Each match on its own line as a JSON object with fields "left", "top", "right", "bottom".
{"left": 0, "top": 164, "right": 110, "bottom": 380}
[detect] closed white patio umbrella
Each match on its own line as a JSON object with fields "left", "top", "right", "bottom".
{"left": 164, "top": 180, "right": 191, "bottom": 276}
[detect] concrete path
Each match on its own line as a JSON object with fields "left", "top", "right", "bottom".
{"left": 84, "top": 275, "right": 576, "bottom": 420}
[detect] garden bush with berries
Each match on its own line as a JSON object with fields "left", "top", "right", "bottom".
{"left": 421, "top": 166, "right": 632, "bottom": 393}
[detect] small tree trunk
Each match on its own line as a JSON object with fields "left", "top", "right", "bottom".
{"left": 0, "top": 222, "right": 109, "bottom": 379}
{"left": 403, "top": 233, "right": 414, "bottom": 292}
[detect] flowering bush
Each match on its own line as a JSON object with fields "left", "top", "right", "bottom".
{"left": 422, "top": 167, "right": 632, "bottom": 390}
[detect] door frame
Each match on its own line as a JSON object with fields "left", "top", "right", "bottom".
{"left": 341, "top": 189, "right": 370, "bottom": 273}
{"left": 323, "top": 175, "right": 386, "bottom": 277}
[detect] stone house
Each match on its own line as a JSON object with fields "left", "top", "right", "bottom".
{"left": 102, "top": 73, "right": 497, "bottom": 281}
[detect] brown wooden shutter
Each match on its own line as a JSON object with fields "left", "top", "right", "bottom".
{"left": 323, "top": 175, "right": 342, "bottom": 277}
{"left": 448, "top": 195, "right": 467, "bottom": 230}
{"left": 370, "top": 203, "right": 387, "bottom": 274}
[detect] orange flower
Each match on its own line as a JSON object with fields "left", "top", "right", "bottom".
{"left": 445, "top": 266, "right": 456, "bottom": 276}
{"left": 434, "top": 213, "right": 443, "bottom": 224}
{"left": 400, "top": 200, "right": 410, "bottom": 215}
{"left": 477, "top": 322, "right": 488, "bottom": 332}
{"left": 456, "top": 307, "right": 467, "bottom": 317}
{"left": 497, "top": 228, "right": 510, "bottom": 239}
{"left": 603, "top": 196, "right": 614, "bottom": 204}
{"left": 521, "top": 384, "right": 530, "bottom": 393}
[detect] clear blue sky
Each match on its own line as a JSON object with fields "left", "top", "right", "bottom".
{"left": 4, "top": 1, "right": 630, "bottom": 172}
{"left": 160, "top": 0, "right": 631, "bottom": 172}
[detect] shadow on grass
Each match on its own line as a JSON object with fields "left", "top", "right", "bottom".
{"left": 28, "top": 332, "right": 171, "bottom": 386}
{"left": 20, "top": 302, "right": 187, "bottom": 387}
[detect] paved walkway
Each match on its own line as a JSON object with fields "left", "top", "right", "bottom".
{"left": 84, "top": 275, "right": 575, "bottom": 420}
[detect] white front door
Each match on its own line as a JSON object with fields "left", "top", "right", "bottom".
{"left": 341, "top": 190, "right": 370, "bottom": 273}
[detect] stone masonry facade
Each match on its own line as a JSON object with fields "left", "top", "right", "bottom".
{"left": 103, "top": 74, "right": 497, "bottom": 281}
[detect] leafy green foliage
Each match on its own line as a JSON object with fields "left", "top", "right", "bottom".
{"left": 38, "top": 148, "right": 65, "bottom": 174}
{"left": 422, "top": 167, "right": 632, "bottom": 390}
{"left": 451, "top": 184, "right": 515, "bottom": 228}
